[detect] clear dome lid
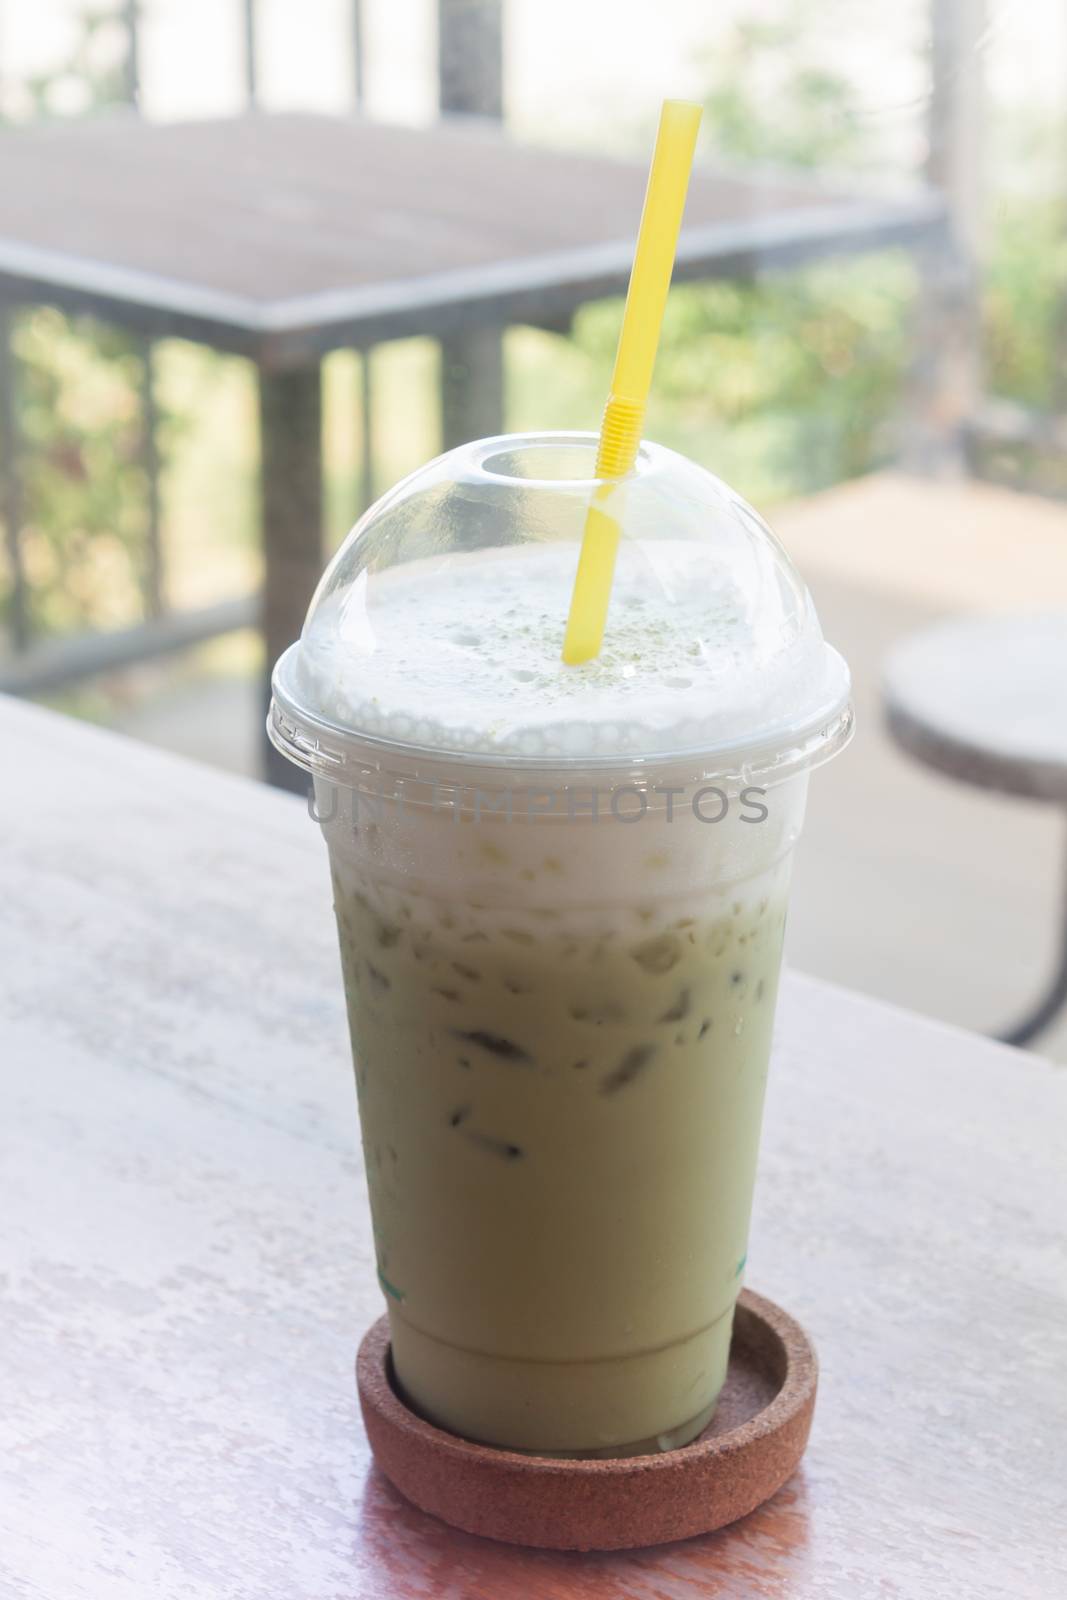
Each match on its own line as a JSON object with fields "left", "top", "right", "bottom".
{"left": 269, "top": 432, "right": 851, "bottom": 784}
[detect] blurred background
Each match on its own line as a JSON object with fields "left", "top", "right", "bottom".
{"left": 1, "top": 0, "right": 1065, "bottom": 1056}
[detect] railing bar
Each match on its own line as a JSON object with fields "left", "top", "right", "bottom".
{"left": 122, "top": 5, "right": 165, "bottom": 620}
{"left": 0, "top": 595, "right": 258, "bottom": 696}
{"left": 139, "top": 337, "right": 164, "bottom": 617}
{"left": 243, "top": 0, "right": 258, "bottom": 107}
{"left": 359, "top": 346, "right": 374, "bottom": 510}
{"left": 122, "top": 0, "right": 141, "bottom": 108}
{"left": 437, "top": 0, "right": 503, "bottom": 118}
{"left": 352, "top": 0, "right": 365, "bottom": 107}
{"left": 0, "top": 305, "right": 29, "bottom": 654}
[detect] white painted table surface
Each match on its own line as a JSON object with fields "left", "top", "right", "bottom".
{"left": 1, "top": 697, "right": 1064, "bottom": 1600}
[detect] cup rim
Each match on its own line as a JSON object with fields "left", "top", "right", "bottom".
{"left": 268, "top": 641, "right": 854, "bottom": 791}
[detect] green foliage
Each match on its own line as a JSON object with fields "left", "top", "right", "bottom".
{"left": 20, "top": 7, "right": 131, "bottom": 121}
{"left": 700, "top": 12, "right": 867, "bottom": 170}
{"left": 573, "top": 249, "right": 915, "bottom": 503}
{"left": 12, "top": 308, "right": 154, "bottom": 634}
{"left": 631, "top": 4, "right": 1064, "bottom": 498}
{"left": 984, "top": 193, "right": 1067, "bottom": 409}
{"left": 567, "top": 5, "right": 915, "bottom": 503}
{"left": 0, "top": 5, "right": 162, "bottom": 645}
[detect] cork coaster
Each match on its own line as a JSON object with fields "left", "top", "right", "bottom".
{"left": 356, "top": 1288, "right": 817, "bottom": 1551}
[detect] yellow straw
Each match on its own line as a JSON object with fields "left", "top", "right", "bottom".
{"left": 562, "top": 98, "right": 702, "bottom": 665}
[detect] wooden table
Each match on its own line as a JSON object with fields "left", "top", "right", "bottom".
{"left": 2, "top": 697, "right": 1063, "bottom": 1599}
{"left": 0, "top": 112, "right": 943, "bottom": 784}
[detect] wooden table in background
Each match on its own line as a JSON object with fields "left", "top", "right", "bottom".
{"left": 0, "top": 112, "right": 943, "bottom": 785}
{"left": 1, "top": 697, "right": 1063, "bottom": 1599}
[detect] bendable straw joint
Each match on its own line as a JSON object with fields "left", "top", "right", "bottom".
{"left": 596, "top": 398, "right": 645, "bottom": 480}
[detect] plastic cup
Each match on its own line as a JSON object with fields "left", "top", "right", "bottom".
{"left": 269, "top": 432, "right": 851, "bottom": 1457}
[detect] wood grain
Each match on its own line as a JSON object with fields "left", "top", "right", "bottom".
{"left": 0, "top": 696, "right": 1064, "bottom": 1598}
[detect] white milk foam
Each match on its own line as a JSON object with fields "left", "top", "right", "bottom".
{"left": 297, "top": 541, "right": 834, "bottom": 763}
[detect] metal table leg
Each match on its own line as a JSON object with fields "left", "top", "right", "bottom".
{"left": 439, "top": 325, "right": 505, "bottom": 451}
{"left": 258, "top": 362, "right": 323, "bottom": 793}
{"left": 998, "top": 815, "right": 1067, "bottom": 1047}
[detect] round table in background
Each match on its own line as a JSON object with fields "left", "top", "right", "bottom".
{"left": 883, "top": 612, "right": 1067, "bottom": 1047}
